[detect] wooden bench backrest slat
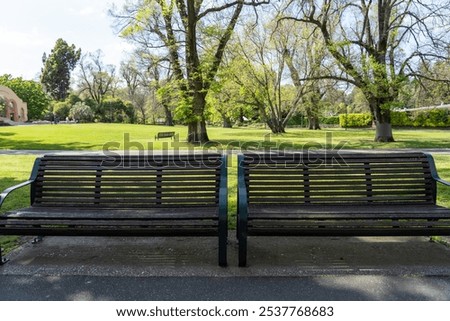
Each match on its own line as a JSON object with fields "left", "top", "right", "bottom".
{"left": 241, "top": 152, "right": 435, "bottom": 205}
{"left": 33, "top": 154, "right": 223, "bottom": 208}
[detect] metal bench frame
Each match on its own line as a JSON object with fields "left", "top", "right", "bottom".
{"left": 237, "top": 151, "right": 450, "bottom": 267}
{"left": 0, "top": 153, "right": 228, "bottom": 266}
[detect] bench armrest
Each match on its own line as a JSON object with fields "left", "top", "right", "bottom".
{"left": 424, "top": 153, "right": 450, "bottom": 187}
{"left": 237, "top": 154, "right": 248, "bottom": 224}
{"left": 219, "top": 155, "right": 228, "bottom": 223}
{"left": 0, "top": 180, "right": 34, "bottom": 209}
{"left": 0, "top": 158, "right": 41, "bottom": 210}
{"left": 436, "top": 178, "right": 450, "bottom": 187}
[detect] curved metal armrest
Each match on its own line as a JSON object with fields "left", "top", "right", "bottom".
{"left": 237, "top": 154, "right": 248, "bottom": 221}
{"left": 0, "top": 180, "right": 34, "bottom": 208}
{"left": 218, "top": 154, "right": 228, "bottom": 221}
{"left": 436, "top": 178, "right": 450, "bottom": 187}
{"left": 424, "top": 153, "right": 450, "bottom": 187}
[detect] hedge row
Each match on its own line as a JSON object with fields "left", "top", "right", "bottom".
{"left": 320, "top": 116, "right": 340, "bottom": 125}
{"left": 339, "top": 113, "right": 372, "bottom": 128}
{"left": 339, "top": 110, "right": 450, "bottom": 128}
{"left": 391, "top": 109, "right": 450, "bottom": 127}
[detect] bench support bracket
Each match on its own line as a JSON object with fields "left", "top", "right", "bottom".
{"left": 0, "top": 247, "right": 9, "bottom": 265}
{"left": 32, "top": 236, "right": 43, "bottom": 244}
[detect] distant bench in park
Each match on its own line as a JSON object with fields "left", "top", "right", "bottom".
{"left": 155, "top": 131, "right": 176, "bottom": 140}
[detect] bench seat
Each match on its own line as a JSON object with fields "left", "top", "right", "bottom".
{"left": 0, "top": 207, "right": 220, "bottom": 236}
{"left": 247, "top": 204, "right": 450, "bottom": 236}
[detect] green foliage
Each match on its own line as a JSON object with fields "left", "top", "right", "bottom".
{"left": 339, "top": 113, "right": 372, "bottom": 128}
{"left": 0, "top": 74, "right": 50, "bottom": 120}
{"left": 69, "top": 102, "right": 94, "bottom": 123}
{"left": 98, "top": 98, "right": 135, "bottom": 123}
{"left": 40, "top": 38, "right": 81, "bottom": 101}
{"left": 320, "top": 116, "right": 340, "bottom": 125}
{"left": 52, "top": 101, "right": 72, "bottom": 119}
{"left": 287, "top": 113, "right": 306, "bottom": 126}
{"left": 391, "top": 109, "right": 450, "bottom": 127}
{"left": 390, "top": 111, "right": 413, "bottom": 127}
{"left": 67, "top": 93, "right": 82, "bottom": 106}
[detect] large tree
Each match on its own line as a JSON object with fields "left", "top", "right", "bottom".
{"left": 120, "top": 59, "right": 152, "bottom": 124}
{"left": 113, "top": 0, "right": 269, "bottom": 143}
{"left": 228, "top": 17, "right": 305, "bottom": 134}
{"left": 77, "top": 50, "right": 117, "bottom": 106}
{"left": 40, "top": 38, "right": 81, "bottom": 101}
{"left": 283, "top": 0, "right": 450, "bottom": 142}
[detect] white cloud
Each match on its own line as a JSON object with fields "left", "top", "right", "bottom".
{"left": 68, "top": 5, "right": 98, "bottom": 17}
{"left": 0, "top": 26, "right": 51, "bottom": 48}
{"left": 79, "top": 6, "right": 96, "bottom": 16}
{"left": 0, "top": 0, "right": 131, "bottom": 79}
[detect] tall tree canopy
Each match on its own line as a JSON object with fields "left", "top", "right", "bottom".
{"left": 283, "top": 0, "right": 450, "bottom": 142}
{"left": 40, "top": 38, "right": 81, "bottom": 101}
{"left": 113, "top": 0, "right": 269, "bottom": 143}
{"left": 77, "top": 50, "right": 117, "bottom": 106}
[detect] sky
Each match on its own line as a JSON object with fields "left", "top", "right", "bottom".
{"left": 0, "top": 0, "right": 133, "bottom": 80}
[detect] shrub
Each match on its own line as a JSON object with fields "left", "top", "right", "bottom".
{"left": 320, "top": 116, "right": 340, "bottom": 125}
{"left": 287, "top": 113, "right": 306, "bottom": 126}
{"left": 393, "top": 109, "right": 450, "bottom": 128}
{"left": 339, "top": 113, "right": 372, "bottom": 128}
{"left": 52, "top": 101, "right": 71, "bottom": 119}
{"left": 69, "top": 102, "right": 94, "bottom": 123}
{"left": 391, "top": 111, "right": 413, "bottom": 127}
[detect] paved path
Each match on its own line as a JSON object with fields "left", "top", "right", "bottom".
{"left": 2, "top": 275, "right": 450, "bottom": 300}
{"left": 2, "top": 235, "right": 450, "bottom": 300}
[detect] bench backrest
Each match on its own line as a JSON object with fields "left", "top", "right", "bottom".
{"left": 239, "top": 152, "right": 436, "bottom": 206}
{"left": 31, "top": 153, "right": 225, "bottom": 208}
{"left": 157, "top": 132, "right": 175, "bottom": 138}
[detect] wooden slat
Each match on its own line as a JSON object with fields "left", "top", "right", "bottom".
{"left": 3, "top": 207, "right": 218, "bottom": 219}
{"left": 2, "top": 219, "right": 218, "bottom": 227}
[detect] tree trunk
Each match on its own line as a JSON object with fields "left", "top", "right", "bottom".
{"left": 374, "top": 122, "right": 394, "bottom": 142}
{"left": 163, "top": 104, "right": 174, "bottom": 126}
{"left": 370, "top": 98, "right": 395, "bottom": 142}
{"left": 222, "top": 116, "right": 233, "bottom": 128}
{"left": 308, "top": 116, "right": 321, "bottom": 130}
{"left": 187, "top": 92, "right": 209, "bottom": 143}
{"left": 267, "top": 118, "right": 286, "bottom": 134}
{"left": 187, "top": 118, "right": 209, "bottom": 143}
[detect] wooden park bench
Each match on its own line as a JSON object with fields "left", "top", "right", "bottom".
{"left": 237, "top": 151, "right": 450, "bottom": 266}
{"left": 155, "top": 131, "right": 176, "bottom": 140}
{"left": 0, "top": 153, "right": 228, "bottom": 266}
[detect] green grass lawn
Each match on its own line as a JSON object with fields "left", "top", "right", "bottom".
{"left": 0, "top": 123, "right": 449, "bottom": 150}
{"left": 0, "top": 124, "right": 449, "bottom": 253}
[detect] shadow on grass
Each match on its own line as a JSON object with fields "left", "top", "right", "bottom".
{"left": 0, "top": 136, "right": 99, "bottom": 151}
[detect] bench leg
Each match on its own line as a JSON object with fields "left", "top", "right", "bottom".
{"left": 32, "top": 235, "right": 43, "bottom": 244}
{"left": 218, "top": 236, "right": 227, "bottom": 267}
{"left": 238, "top": 234, "right": 247, "bottom": 267}
{"left": 218, "top": 225, "right": 227, "bottom": 267}
{"left": 0, "top": 247, "right": 8, "bottom": 265}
